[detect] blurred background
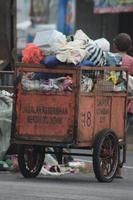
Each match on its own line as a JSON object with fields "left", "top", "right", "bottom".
{"left": 0, "top": 0, "right": 133, "bottom": 70}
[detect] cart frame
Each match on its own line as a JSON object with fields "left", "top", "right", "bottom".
{"left": 10, "top": 64, "right": 128, "bottom": 182}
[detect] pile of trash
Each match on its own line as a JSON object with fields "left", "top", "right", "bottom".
{"left": 40, "top": 150, "right": 93, "bottom": 176}
{"left": 21, "top": 73, "right": 73, "bottom": 92}
{"left": 0, "top": 90, "right": 18, "bottom": 172}
{"left": 0, "top": 154, "right": 19, "bottom": 172}
{"left": 19, "top": 29, "right": 131, "bottom": 93}
{"left": 40, "top": 162, "right": 93, "bottom": 177}
{"left": 81, "top": 70, "right": 127, "bottom": 93}
{"left": 21, "top": 29, "right": 122, "bottom": 67}
{"left": 21, "top": 69, "right": 127, "bottom": 93}
{"left": 0, "top": 150, "right": 93, "bottom": 176}
{"left": 40, "top": 159, "right": 93, "bottom": 177}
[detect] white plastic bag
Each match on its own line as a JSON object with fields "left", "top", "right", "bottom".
{"left": 33, "top": 30, "right": 67, "bottom": 54}
{"left": 74, "top": 29, "right": 94, "bottom": 45}
{"left": 0, "top": 93, "right": 13, "bottom": 159}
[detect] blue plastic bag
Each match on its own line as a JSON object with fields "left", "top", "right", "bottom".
{"left": 42, "top": 55, "right": 62, "bottom": 67}
{"left": 78, "top": 60, "right": 95, "bottom": 67}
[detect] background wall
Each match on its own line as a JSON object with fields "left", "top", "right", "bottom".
{"left": 75, "top": 0, "right": 121, "bottom": 49}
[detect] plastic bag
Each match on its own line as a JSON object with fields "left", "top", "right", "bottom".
{"left": 0, "top": 93, "right": 12, "bottom": 159}
{"left": 74, "top": 29, "right": 94, "bottom": 45}
{"left": 33, "top": 30, "right": 67, "bottom": 54}
{"left": 43, "top": 55, "right": 62, "bottom": 67}
{"left": 123, "top": 72, "right": 133, "bottom": 94}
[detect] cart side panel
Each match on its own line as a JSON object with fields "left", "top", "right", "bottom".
{"left": 15, "top": 92, "right": 75, "bottom": 143}
{"left": 94, "top": 96, "right": 111, "bottom": 134}
{"left": 111, "top": 96, "right": 125, "bottom": 139}
{"left": 78, "top": 95, "right": 94, "bottom": 144}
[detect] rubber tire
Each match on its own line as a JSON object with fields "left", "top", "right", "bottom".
{"left": 93, "top": 129, "right": 119, "bottom": 182}
{"left": 18, "top": 145, "right": 45, "bottom": 178}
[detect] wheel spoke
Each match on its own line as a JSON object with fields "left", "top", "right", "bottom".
{"left": 93, "top": 130, "right": 119, "bottom": 182}
{"left": 100, "top": 138, "right": 118, "bottom": 177}
{"left": 100, "top": 160, "right": 110, "bottom": 176}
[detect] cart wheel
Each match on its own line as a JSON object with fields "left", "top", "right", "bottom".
{"left": 18, "top": 145, "right": 45, "bottom": 178}
{"left": 93, "top": 129, "right": 119, "bottom": 182}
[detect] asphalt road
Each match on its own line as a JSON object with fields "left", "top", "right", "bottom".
{"left": 0, "top": 151, "right": 133, "bottom": 200}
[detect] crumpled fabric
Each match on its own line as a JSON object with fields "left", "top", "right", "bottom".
{"left": 50, "top": 30, "right": 67, "bottom": 52}
{"left": 84, "top": 44, "right": 106, "bottom": 66}
{"left": 56, "top": 29, "right": 106, "bottom": 66}
{"left": 56, "top": 40, "right": 87, "bottom": 65}
{"left": 22, "top": 43, "right": 44, "bottom": 64}
{"left": 56, "top": 30, "right": 93, "bottom": 65}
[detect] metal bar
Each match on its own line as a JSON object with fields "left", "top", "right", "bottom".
{"left": 0, "top": 71, "right": 14, "bottom": 74}
{"left": 128, "top": 96, "right": 133, "bottom": 100}
{"left": 16, "top": 62, "right": 78, "bottom": 71}
{"left": 79, "top": 66, "right": 128, "bottom": 71}
{"left": 0, "top": 86, "right": 14, "bottom": 89}
{"left": 45, "top": 151, "right": 93, "bottom": 157}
